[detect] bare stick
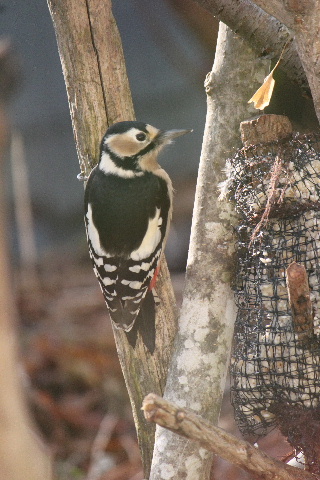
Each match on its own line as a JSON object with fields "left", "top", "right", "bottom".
{"left": 286, "top": 262, "right": 314, "bottom": 340}
{"left": 143, "top": 393, "right": 316, "bottom": 480}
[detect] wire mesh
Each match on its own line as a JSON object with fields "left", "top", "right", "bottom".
{"left": 225, "top": 134, "right": 320, "bottom": 444}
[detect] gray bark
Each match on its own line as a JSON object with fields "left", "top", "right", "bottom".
{"left": 252, "top": 0, "right": 307, "bottom": 28}
{"left": 149, "top": 23, "right": 271, "bottom": 480}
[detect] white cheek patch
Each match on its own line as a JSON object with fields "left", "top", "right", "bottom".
{"left": 106, "top": 128, "right": 152, "bottom": 157}
{"left": 86, "top": 204, "right": 109, "bottom": 257}
{"left": 130, "top": 208, "right": 162, "bottom": 261}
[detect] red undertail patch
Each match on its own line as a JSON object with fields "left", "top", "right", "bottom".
{"left": 149, "top": 265, "right": 160, "bottom": 291}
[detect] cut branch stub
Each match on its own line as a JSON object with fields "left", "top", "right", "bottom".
{"left": 286, "top": 262, "right": 314, "bottom": 341}
{"left": 240, "top": 114, "right": 293, "bottom": 146}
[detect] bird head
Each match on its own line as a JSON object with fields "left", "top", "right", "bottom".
{"left": 99, "top": 121, "right": 192, "bottom": 175}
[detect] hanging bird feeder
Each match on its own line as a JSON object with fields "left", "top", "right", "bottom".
{"left": 222, "top": 114, "right": 320, "bottom": 475}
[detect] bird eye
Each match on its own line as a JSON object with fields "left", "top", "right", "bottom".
{"left": 136, "top": 132, "right": 146, "bottom": 141}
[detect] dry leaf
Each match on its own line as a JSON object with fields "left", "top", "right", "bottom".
{"left": 248, "top": 60, "right": 280, "bottom": 110}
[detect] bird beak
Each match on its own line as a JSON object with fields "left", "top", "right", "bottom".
{"left": 156, "top": 128, "right": 193, "bottom": 145}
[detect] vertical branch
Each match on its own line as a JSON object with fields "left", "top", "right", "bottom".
{"left": 46, "top": 0, "right": 177, "bottom": 475}
{"left": 149, "top": 23, "right": 271, "bottom": 480}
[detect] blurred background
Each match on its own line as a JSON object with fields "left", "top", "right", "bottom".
{"left": 0, "top": 1, "right": 295, "bottom": 479}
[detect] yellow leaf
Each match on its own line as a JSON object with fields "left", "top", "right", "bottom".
{"left": 248, "top": 60, "right": 280, "bottom": 110}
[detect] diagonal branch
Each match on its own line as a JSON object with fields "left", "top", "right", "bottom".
{"left": 143, "top": 393, "right": 317, "bottom": 480}
{"left": 193, "top": 0, "right": 309, "bottom": 94}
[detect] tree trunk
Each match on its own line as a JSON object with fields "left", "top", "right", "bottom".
{"left": 149, "top": 23, "right": 270, "bottom": 480}
{"left": 46, "top": 1, "right": 177, "bottom": 475}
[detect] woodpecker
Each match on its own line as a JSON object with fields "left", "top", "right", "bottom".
{"left": 84, "top": 121, "right": 191, "bottom": 351}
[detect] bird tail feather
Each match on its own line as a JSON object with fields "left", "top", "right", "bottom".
{"left": 124, "top": 290, "right": 156, "bottom": 353}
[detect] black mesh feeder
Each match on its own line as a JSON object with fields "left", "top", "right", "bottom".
{"left": 222, "top": 114, "right": 320, "bottom": 474}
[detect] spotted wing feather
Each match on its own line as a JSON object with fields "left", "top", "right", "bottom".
{"left": 87, "top": 236, "right": 161, "bottom": 331}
